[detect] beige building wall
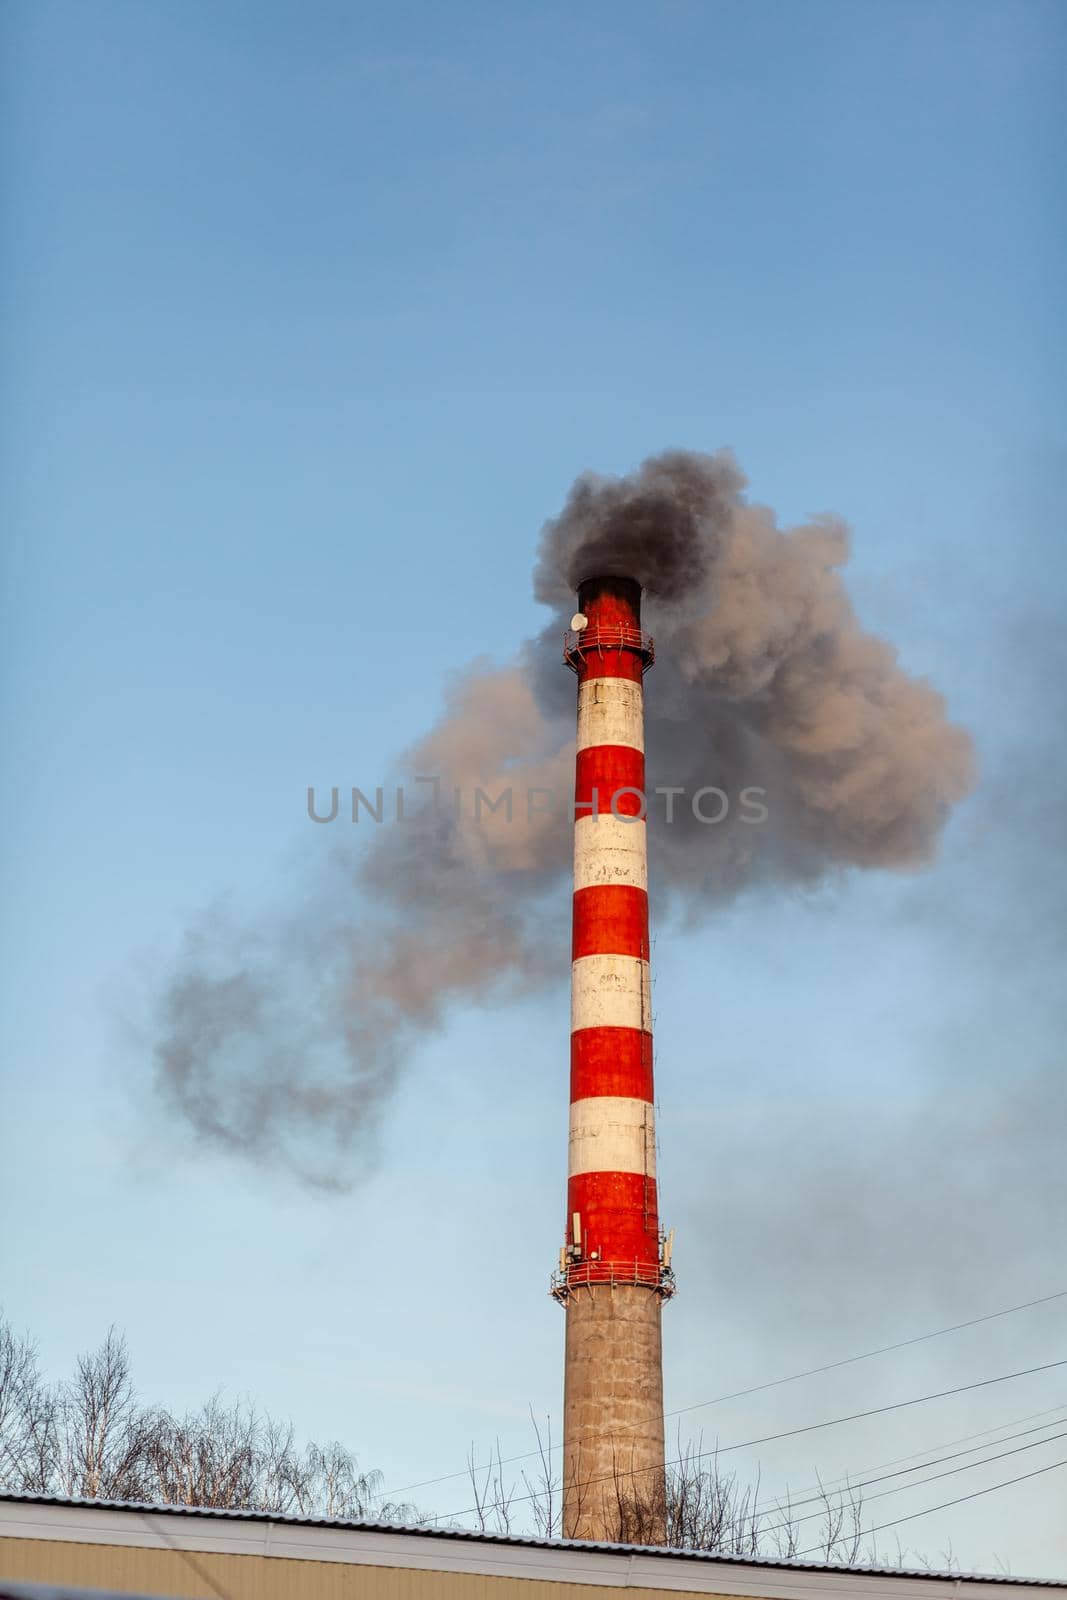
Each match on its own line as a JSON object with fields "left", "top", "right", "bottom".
{"left": 2, "top": 1499, "right": 1064, "bottom": 1600}
{"left": 1, "top": 1535, "right": 727, "bottom": 1600}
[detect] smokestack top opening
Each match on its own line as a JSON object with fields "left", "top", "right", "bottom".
{"left": 576, "top": 574, "right": 642, "bottom": 626}
{"left": 564, "top": 576, "right": 653, "bottom": 678}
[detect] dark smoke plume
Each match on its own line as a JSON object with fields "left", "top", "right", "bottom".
{"left": 154, "top": 450, "right": 974, "bottom": 1183}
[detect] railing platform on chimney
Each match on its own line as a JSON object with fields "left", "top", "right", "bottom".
{"left": 550, "top": 1260, "right": 676, "bottom": 1304}
{"left": 563, "top": 624, "right": 655, "bottom": 674}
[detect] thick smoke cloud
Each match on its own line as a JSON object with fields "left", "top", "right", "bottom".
{"left": 536, "top": 450, "right": 974, "bottom": 891}
{"left": 532, "top": 448, "right": 742, "bottom": 603}
{"left": 154, "top": 450, "right": 974, "bottom": 1183}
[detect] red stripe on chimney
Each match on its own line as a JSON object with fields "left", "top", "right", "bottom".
{"left": 570, "top": 1027, "right": 654, "bottom": 1102}
{"left": 572, "top": 885, "right": 648, "bottom": 960}
{"left": 568, "top": 1170, "right": 661, "bottom": 1266}
{"left": 574, "top": 745, "right": 646, "bottom": 814}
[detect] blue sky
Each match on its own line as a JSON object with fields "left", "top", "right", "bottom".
{"left": 2, "top": 0, "right": 1065, "bottom": 1575}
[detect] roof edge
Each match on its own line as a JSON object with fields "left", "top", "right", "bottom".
{"left": 0, "top": 1491, "right": 1060, "bottom": 1588}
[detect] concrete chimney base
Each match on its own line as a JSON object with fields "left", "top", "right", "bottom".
{"left": 562, "top": 1285, "right": 666, "bottom": 1544}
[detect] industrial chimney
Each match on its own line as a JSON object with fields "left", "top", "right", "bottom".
{"left": 553, "top": 574, "right": 674, "bottom": 1545}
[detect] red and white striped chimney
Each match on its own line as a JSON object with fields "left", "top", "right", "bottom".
{"left": 554, "top": 574, "right": 674, "bottom": 1544}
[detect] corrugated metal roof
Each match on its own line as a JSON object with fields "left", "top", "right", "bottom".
{"left": 0, "top": 1491, "right": 1059, "bottom": 1586}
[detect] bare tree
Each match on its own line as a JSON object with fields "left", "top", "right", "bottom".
{"left": 664, "top": 1439, "right": 760, "bottom": 1554}
{"left": 0, "top": 1318, "right": 56, "bottom": 1492}
{"left": 144, "top": 1396, "right": 259, "bottom": 1509}
{"left": 258, "top": 1414, "right": 302, "bottom": 1514}
{"left": 609, "top": 1445, "right": 669, "bottom": 1547}
{"left": 466, "top": 1438, "right": 516, "bottom": 1535}
{"left": 143, "top": 1399, "right": 406, "bottom": 1520}
{"left": 55, "top": 1328, "right": 153, "bottom": 1501}
{"left": 0, "top": 1313, "right": 423, "bottom": 1525}
{"left": 464, "top": 1419, "right": 869, "bottom": 1563}
{"left": 522, "top": 1411, "right": 559, "bottom": 1540}
{"left": 807, "top": 1475, "right": 864, "bottom": 1566}
{"left": 0, "top": 1319, "right": 36, "bottom": 1475}
{"left": 295, "top": 1439, "right": 394, "bottom": 1521}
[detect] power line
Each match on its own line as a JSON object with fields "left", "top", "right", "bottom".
{"left": 749, "top": 1414, "right": 1067, "bottom": 1524}
{"left": 799, "top": 1408, "right": 1067, "bottom": 1491}
{"left": 798, "top": 1455, "right": 1067, "bottom": 1559}
{"left": 663, "top": 1290, "right": 1067, "bottom": 1431}
{"left": 434, "top": 1357, "right": 1067, "bottom": 1523}
{"left": 754, "top": 1426, "right": 1067, "bottom": 1540}
{"left": 743, "top": 1402, "right": 1067, "bottom": 1518}
{"left": 387, "top": 1287, "right": 1067, "bottom": 1497}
